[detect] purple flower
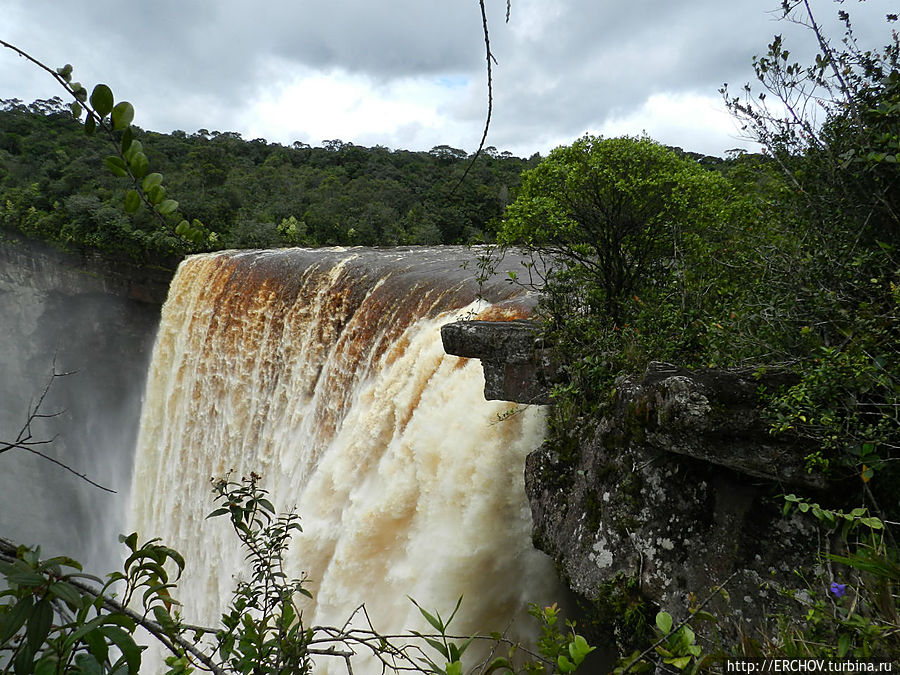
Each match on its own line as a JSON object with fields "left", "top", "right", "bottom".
{"left": 830, "top": 582, "right": 847, "bottom": 598}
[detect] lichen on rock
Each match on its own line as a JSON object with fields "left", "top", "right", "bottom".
{"left": 523, "top": 361, "right": 829, "bottom": 648}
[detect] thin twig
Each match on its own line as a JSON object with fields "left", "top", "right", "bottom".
{"left": 0, "top": 364, "right": 116, "bottom": 493}
{"left": 451, "top": 0, "right": 497, "bottom": 194}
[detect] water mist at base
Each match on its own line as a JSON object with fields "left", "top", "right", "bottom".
{"left": 130, "top": 248, "right": 561, "bottom": 673}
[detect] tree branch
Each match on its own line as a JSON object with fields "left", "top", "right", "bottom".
{"left": 451, "top": 0, "right": 506, "bottom": 193}
{"left": 0, "top": 363, "right": 116, "bottom": 493}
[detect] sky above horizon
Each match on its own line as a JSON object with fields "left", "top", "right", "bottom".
{"left": 2, "top": 1, "right": 896, "bottom": 158}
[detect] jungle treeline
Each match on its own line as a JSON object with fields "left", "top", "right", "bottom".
{"left": 0, "top": 96, "right": 548, "bottom": 259}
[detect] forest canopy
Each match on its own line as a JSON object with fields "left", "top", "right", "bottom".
{"left": 0, "top": 97, "right": 542, "bottom": 260}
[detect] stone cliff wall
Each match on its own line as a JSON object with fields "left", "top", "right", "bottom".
{"left": 0, "top": 232, "right": 173, "bottom": 571}
{"left": 443, "top": 320, "right": 832, "bottom": 649}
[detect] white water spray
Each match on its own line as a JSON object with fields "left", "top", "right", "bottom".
{"left": 130, "top": 248, "right": 559, "bottom": 672}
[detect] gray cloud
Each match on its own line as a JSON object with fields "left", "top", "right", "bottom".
{"left": 2, "top": 0, "right": 895, "bottom": 157}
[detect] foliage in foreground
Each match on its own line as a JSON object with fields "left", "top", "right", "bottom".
{"left": 0, "top": 474, "right": 594, "bottom": 675}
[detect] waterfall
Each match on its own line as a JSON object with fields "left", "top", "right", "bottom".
{"left": 130, "top": 247, "right": 559, "bottom": 672}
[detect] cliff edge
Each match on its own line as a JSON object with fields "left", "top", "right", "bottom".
{"left": 443, "top": 320, "right": 831, "bottom": 648}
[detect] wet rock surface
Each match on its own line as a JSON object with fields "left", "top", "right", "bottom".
{"left": 0, "top": 232, "right": 170, "bottom": 570}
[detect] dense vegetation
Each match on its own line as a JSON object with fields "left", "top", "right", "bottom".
{"left": 494, "top": 6, "right": 898, "bottom": 504}
{"left": 490, "top": 1, "right": 899, "bottom": 664}
{"left": 0, "top": 97, "right": 536, "bottom": 259}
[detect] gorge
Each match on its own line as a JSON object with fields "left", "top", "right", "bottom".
{"left": 0, "top": 235, "right": 841, "bottom": 670}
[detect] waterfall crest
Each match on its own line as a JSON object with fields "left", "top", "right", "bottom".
{"left": 130, "top": 247, "right": 558, "bottom": 671}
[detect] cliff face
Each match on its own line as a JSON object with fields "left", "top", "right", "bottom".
{"left": 443, "top": 320, "right": 827, "bottom": 647}
{"left": 0, "top": 232, "right": 173, "bottom": 571}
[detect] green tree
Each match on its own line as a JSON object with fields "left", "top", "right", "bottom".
{"left": 723, "top": 2, "right": 899, "bottom": 232}
{"left": 486, "top": 135, "right": 739, "bottom": 424}
{"left": 499, "top": 135, "right": 732, "bottom": 326}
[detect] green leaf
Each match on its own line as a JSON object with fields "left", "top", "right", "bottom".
{"left": 105, "top": 156, "right": 129, "bottom": 178}
{"left": 34, "top": 656, "right": 59, "bottom": 675}
{"left": 124, "top": 190, "right": 142, "bottom": 214}
{"left": 74, "top": 652, "right": 104, "bottom": 675}
{"left": 860, "top": 517, "right": 883, "bottom": 529}
{"left": 121, "top": 127, "right": 134, "bottom": 155}
{"left": 26, "top": 598, "right": 54, "bottom": 654}
{"left": 690, "top": 610, "right": 716, "bottom": 622}
{"left": 142, "top": 172, "right": 163, "bottom": 192}
{"left": 69, "top": 102, "right": 83, "bottom": 119}
{"left": 81, "top": 627, "right": 109, "bottom": 665}
{"left": 39, "top": 556, "right": 82, "bottom": 573}
{"left": 123, "top": 139, "right": 142, "bottom": 161}
{"left": 48, "top": 580, "right": 83, "bottom": 608}
{"left": 7, "top": 570, "right": 45, "bottom": 587}
{"left": 119, "top": 533, "right": 139, "bottom": 551}
{"left": 416, "top": 604, "right": 444, "bottom": 632}
{"left": 84, "top": 115, "right": 97, "bottom": 135}
{"left": 111, "top": 102, "right": 134, "bottom": 131}
{"left": 557, "top": 654, "right": 576, "bottom": 674}
{"left": 13, "top": 641, "right": 35, "bottom": 675}
{"left": 102, "top": 625, "right": 143, "bottom": 675}
{"left": 152, "top": 605, "right": 176, "bottom": 632}
{"left": 148, "top": 184, "right": 166, "bottom": 205}
{"left": 422, "top": 636, "right": 449, "bottom": 658}
{"left": 837, "top": 633, "right": 851, "bottom": 658}
{"left": 655, "top": 611, "right": 673, "bottom": 634}
{"left": 569, "top": 633, "right": 594, "bottom": 662}
{"left": 90, "top": 84, "right": 114, "bottom": 117}
{"left": 665, "top": 655, "right": 692, "bottom": 669}
{"left": 158, "top": 199, "right": 179, "bottom": 216}
{"left": 484, "top": 657, "right": 511, "bottom": 674}
{"left": 129, "top": 152, "right": 149, "bottom": 179}
{"left": 0, "top": 594, "right": 34, "bottom": 643}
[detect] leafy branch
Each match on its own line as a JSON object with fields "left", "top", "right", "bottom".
{"left": 0, "top": 39, "right": 209, "bottom": 249}
{"left": 1, "top": 473, "right": 592, "bottom": 675}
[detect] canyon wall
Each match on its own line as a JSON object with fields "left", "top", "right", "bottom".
{"left": 0, "top": 231, "right": 171, "bottom": 570}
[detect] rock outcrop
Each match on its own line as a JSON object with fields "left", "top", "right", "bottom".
{"left": 442, "top": 320, "right": 831, "bottom": 648}
{"left": 441, "top": 320, "right": 555, "bottom": 404}
{"left": 525, "top": 362, "right": 826, "bottom": 645}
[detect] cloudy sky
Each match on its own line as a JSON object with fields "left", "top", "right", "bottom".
{"left": 2, "top": 0, "right": 896, "bottom": 158}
